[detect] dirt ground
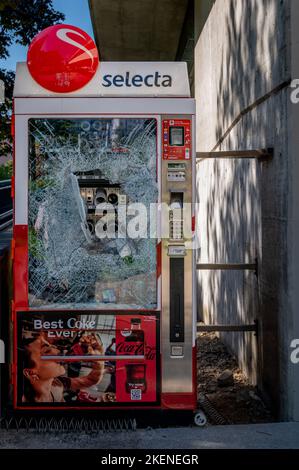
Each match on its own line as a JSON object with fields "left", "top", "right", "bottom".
{"left": 197, "top": 332, "right": 274, "bottom": 425}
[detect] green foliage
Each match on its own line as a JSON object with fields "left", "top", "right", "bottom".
{"left": 0, "top": 0, "right": 65, "bottom": 156}
{"left": 0, "top": 0, "right": 65, "bottom": 58}
{"left": 0, "top": 159, "right": 12, "bottom": 180}
{"left": 0, "top": 69, "right": 14, "bottom": 156}
{"left": 29, "top": 177, "right": 54, "bottom": 191}
{"left": 28, "top": 227, "right": 44, "bottom": 260}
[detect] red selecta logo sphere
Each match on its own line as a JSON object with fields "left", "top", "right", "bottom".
{"left": 27, "top": 24, "right": 99, "bottom": 93}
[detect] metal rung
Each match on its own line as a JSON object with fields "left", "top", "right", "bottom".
{"left": 197, "top": 322, "right": 258, "bottom": 333}
{"left": 196, "top": 262, "right": 258, "bottom": 275}
{"left": 196, "top": 148, "right": 273, "bottom": 160}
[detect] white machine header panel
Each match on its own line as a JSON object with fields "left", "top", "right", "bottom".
{"left": 14, "top": 62, "right": 190, "bottom": 98}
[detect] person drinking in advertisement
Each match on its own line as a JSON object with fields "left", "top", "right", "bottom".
{"left": 21, "top": 332, "right": 106, "bottom": 403}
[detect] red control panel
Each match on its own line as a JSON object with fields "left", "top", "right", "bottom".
{"left": 162, "top": 119, "right": 191, "bottom": 160}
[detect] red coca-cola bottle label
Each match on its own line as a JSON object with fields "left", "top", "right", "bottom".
{"left": 115, "top": 315, "right": 157, "bottom": 403}
{"left": 119, "top": 319, "right": 144, "bottom": 356}
{"left": 125, "top": 364, "right": 147, "bottom": 394}
{"left": 116, "top": 341, "right": 144, "bottom": 356}
{"left": 144, "top": 345, "right": 156, "bottom": 360}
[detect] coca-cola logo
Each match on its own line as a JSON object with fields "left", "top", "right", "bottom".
{"left": 116, "top": 342, "right": 156, "bottom": 360}
{"left": 120, "top": 330, "right": 131, "bottom": 337}
{"left": 145, "top": 346, "right": 156, "bottom": 361}
{"left": 116, "top": 342, "right": 144, "bottom": 355}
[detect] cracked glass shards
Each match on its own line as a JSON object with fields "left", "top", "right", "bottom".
{"left": 28, "top": 118, "right": 158, "bottom": 310}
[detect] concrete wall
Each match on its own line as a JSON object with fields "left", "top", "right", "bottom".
{"left": 287, "top": 0, "right": 299, "bottom": 421}
{"left": 194, "top": 0, "right": 294, "bottom": 418}
{"left": 89, "top": 0, "right": 188, "bottom": 61}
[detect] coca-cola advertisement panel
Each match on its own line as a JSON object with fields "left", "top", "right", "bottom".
{"left": 115, "top": 315, "right": 157, "bottom": 402}
{"left": 16, "top": 311, "right": 160, "bottom": 407}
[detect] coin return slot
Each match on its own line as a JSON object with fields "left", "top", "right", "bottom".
{"left": 171, "top": 346, "right": 184, "bottom": 357}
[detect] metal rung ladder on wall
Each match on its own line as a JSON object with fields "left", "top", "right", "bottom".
{"left": 195, "top": 148, "right": 273, "bottom": 335}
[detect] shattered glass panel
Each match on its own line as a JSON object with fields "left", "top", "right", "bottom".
{"left": 28, "top": 118, "right": 158, "bottom": 309}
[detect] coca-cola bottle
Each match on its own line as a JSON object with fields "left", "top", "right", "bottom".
{"left": 124, "top": 318, "right": 144, "bottom": 356}
{"left": 125, "top": 363, "right": 147, "bottom": 394}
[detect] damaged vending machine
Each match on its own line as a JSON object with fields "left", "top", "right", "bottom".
{"left": 10, "top": 25, "right": 201, "bottom": 423}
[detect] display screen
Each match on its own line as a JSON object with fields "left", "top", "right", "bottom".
{"left": 28, "top": 119, "right": 158, "bottom": 310}
{"left": 17, "top": 311, "right": 159, "bottom": 407}
{"left": 169, "top": 127, "right": 184, "bottom": 146}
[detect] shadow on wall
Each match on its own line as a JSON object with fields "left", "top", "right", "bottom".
{"left": 197, "top": 0, "right": 289, "bottom": 418}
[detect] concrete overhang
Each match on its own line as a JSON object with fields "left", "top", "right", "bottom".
{"left": 88, "top": 0, "right": 189, "bottom": 61}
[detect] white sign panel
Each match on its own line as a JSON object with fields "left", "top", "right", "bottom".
{"left": 14, "top": 62, "right": 190, "bottom": 98}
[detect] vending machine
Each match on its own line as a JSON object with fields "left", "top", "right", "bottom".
{"left": 11, "top": 25, "right": 198, "bottom": 418}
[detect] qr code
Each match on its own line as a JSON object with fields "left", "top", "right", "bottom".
{"left": 130, "top": 389, "right": 142, "bottom": 400}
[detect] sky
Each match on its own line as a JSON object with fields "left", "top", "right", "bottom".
{"left": 0, "top": 0, "right": 95, "bottom": 72}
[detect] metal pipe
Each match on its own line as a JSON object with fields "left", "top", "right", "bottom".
{"left": 0, "top": 209, "right": 13, "bottom": 221}
{"left": 0, "top": 179, "right": 11, "bottom": 187}
{"left": 0, "top": 219, "right": 13, "bottom": 231}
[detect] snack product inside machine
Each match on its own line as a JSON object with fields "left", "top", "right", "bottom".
{"left": 10, "top": 55, "right": 202, "bottom": 423}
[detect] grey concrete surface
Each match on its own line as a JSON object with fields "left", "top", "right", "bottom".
{"left": 287, "top": 0, "right": 299, "bottom": 423}
{"left": 0, "top": 422, "right": 299, "bottom": 449}
{"left": 89, "top": 0, "right": 188, "bottom": 61}
{"left": 194, "top": 0, "right": 296, "bottom": 420}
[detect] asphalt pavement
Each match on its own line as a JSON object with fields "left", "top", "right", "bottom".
{"left": 0, "top": 422, "right": 299, "bottom": 449}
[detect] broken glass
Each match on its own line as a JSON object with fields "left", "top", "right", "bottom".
{"left": 28, "top": 118, "right": 158, "bottom": 309}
